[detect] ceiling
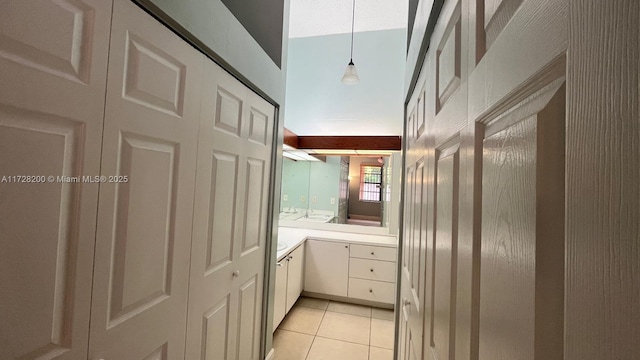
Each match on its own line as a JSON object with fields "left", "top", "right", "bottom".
{"left": 288, "top": 0, "right": 409, "bottom": 38}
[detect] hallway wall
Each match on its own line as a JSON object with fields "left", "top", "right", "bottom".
{"left": 144, "top": 0, "right": 290, "bottom": 104}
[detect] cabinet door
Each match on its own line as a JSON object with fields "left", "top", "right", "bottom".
{"left": 304, "top": 240, "right": 349, "bottom": 297}
{"left": 273, "top": 259, "right": 288, "bottom": 331}
{"left": 285, "top": 245, "right": 305, "bottom": 312}
{"left": 0, "top": 1, "right": 112, "bottom": 359}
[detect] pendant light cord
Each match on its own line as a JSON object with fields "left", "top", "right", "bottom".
{"left": 350, "top": 0, "right": 356, "bottom": 62}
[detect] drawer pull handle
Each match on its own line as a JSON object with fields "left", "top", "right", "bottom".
{"left": 232, "top": 270, "right": 240, "bottom": 278}
{"left": 403, "top": 298, "right": 411, "bottom": 306}
{"left": 288, "top": 256, "right": 294, "bottom": 260}
{"left": 370, "top": 268, "right": 374, "bottom": 272}
{"left": 371, "top": 251, "right": 375, "bottom": 255}
{"left": 369, "top": 289, "right": 373, "bottom": 293}
{"left": 345, "top": 245, "right": 348, "bottom": 248}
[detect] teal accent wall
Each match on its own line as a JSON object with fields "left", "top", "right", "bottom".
{"left": 280, "top": 158, "right": 310, "bottom": 211}
{"left": 147, "top": 0, "right": 289, "bottom": 103}
{"left": 308, "top": 157, "right": 341, "bottom": 214}
{"left": 280, "top": 157, "right": 341, "bottom": 215}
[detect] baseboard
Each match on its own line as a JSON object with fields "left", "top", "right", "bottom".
{"left": 265, "top": 348, "right": 275, "bottom": 360}
{"left": 301, "top": 291, "right": 394, "bottom": 309}
{"left": 349, "top": 214, "right": 382, "bottom": 221}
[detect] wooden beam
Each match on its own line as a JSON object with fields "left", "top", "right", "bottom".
{"left": 296, "top": 136, "right": 402, "bottom": 150}
{"left": 283, "top": 128, "right": 299, "bottom": 148}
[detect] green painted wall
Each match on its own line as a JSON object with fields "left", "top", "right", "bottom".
{"left": 308, "top": 157, "right": 341, "bottom": 214}
{"left": 280, "top": 159, "right": 310, "bottom": 211}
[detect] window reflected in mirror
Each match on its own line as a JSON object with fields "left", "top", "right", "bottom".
{"left": 280, "top": 152, "right": 401, "bottom": 230}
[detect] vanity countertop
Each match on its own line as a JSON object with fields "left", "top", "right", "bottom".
{"left": 276, "top": 226, "right": 397, "bottom": 261}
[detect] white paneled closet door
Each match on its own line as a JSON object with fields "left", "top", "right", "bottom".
{"left": 0, "top": 0, "right": 112, "bottom": 359}
{"left": 88, "top": 0, "right": 203, "bottom": 359}
{"left": 185, "top": 60, "right": 275, "bottom": 360}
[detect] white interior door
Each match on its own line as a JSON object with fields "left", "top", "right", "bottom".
{"left": 234, "top": 88, "right": 275, "bottom": 360}
{"left": 185, "top": 59, "right": 275, "bottom": 360}
{"left": 88, "top": 0, "right": 203, "bottom": 359}
{"left": 398, "top": 96, "right": 429, "bottom": 360}
{"left": 0, "top": 0, "right": 112, "bottom": 358}
{"left": 400, "top": 0, "right": 569, "bottom": 359}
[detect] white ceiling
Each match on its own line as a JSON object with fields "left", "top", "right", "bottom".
{"left": 288, "top": 0, "right": 408, "bottom": 38}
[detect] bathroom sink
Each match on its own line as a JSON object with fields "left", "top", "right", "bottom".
{"left": 297, "top": 214, "right": 334, "bottom": 223}
{"left": 277, "top": 242, "right": 287, "bottom": 251}
{"left": 307, "top": 215, "right": 330, "bottom": 220}
{"left": 279, "top": 212, "right": 305, "bottom": 220}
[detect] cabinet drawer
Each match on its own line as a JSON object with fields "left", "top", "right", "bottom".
{"left": 350, "top": 244, "right": 397, "bottom": 262}
{"left": 349, "top": 258, "right": 396, "bottom": 282}
{"left": 348, "top": 278, "right": 395, "bottom": 304}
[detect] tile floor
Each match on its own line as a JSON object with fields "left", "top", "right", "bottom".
{"left": 273, "top": 297, "right": 395, "bottom": 360}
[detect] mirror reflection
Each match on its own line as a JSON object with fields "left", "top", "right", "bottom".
{"left": 280, "top": 153, "right": 400, "bottom": 227}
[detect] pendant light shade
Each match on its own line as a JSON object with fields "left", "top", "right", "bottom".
{"left": 342, "top": 0, "right": 359, "bottom": 84}
{"left": 342, "top": 60, "right": 359, "bottom": 84}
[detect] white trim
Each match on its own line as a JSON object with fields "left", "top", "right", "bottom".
{"left": 279, "top": 219, "right": 392, "bottom": 235}
{"left": 265, "top": 348, "right": 275, "bottom": 360}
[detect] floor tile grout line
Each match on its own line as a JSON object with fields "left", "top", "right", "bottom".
{"left": 304, "top": 331, "right": 317, "bottom": 360}
{"left": 369, "top": 316, "right": 373, "bottom": 360}
{"left": 370, "top": 345, "right": 395, "bottom": 351}
{"left": 325, "top": 311, "right": 371, "bottom": 318}
{"left": 315, "top": 307, "right": 327, "bottom": 336}
{"left": 313, "top": 334, "right": 372, "bottom": 347}
{"left": 323, "top": 309, "right": 373, "bottom": 318}
{"left": 277, "top": 328, "right": 317, "bottom": 337}
{"left": 306, "top": 307, "right": 327, "bottom": 360}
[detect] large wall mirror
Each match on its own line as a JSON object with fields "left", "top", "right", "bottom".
{"left": 279, "top": 151, "right": 402, "bottom": 234}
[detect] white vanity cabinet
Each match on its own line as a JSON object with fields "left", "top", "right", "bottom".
{"left": 285, "top": 245, "right": 305, "bottom": 312}
{"left": 348, "top": 244, "right": 397, "bottom": 304}
{"left": 304, "top": 239, "right": 350, "bottom": 296}
{"left": 273, "top": 244, "right": 305, "bottom": 330}
{"left": 303, "top": 238, "right": 397, "bottom": 305}
{"left": 273, "top": 257, "right": 288, "bottom": 330}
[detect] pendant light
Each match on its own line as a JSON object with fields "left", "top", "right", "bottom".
{"left": 341, "top": 0, "right": 359, "bottom": 84}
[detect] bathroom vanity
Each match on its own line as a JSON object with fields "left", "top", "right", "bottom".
{"left": 273, "top": 226, "right": 397, "bottom": 330}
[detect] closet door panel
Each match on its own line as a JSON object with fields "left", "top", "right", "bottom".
{"left": 237, "top": 275, "right": 260, "bottom": 360}
{"left": 480, "top": 118, "right": 537, "bottom": 360}
{"left": 89, "top": 0, "right": 202, "bottom": 359}
{"left": 479, "top": 82, "right": 565, "bottom": 360}
{"left": 186, "top": 63, "right": 245, "bottom": 360}
{"left": 237, "top": 92, "right": 274, "bottom": 360}
{"left": 186, "top": 61, "right": 274, "bottom": 360}
{"left": 0, "top": 0, "right": 112, "bottom": 359}
{"left": 431, "top": 147, "right": 460, "bottom": 360}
